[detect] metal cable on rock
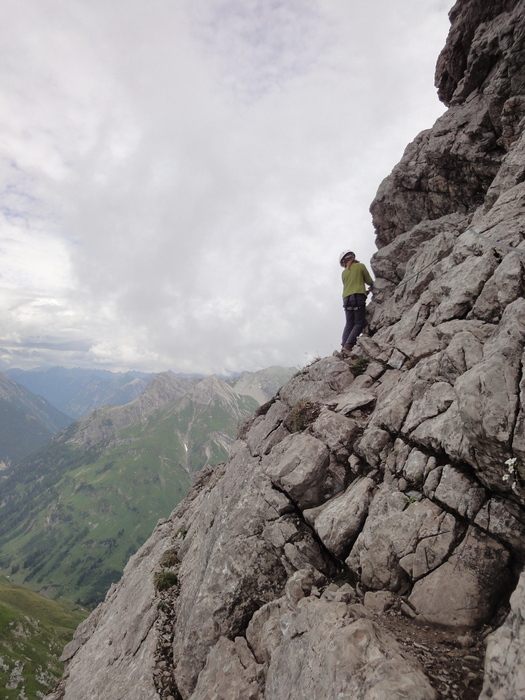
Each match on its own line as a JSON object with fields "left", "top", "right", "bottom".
{"left": 464, "top": 225, "right": 525, "bottom": 255}
{"left": 394, "top": 224, "right": 525, "bottom": 289}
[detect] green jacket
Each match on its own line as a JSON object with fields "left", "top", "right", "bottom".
{"left": 341, "top": 262, "right": 373, "bottom": 297}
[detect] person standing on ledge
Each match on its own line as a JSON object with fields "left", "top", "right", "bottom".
{"left": 339, "top": 250, "right": 373, "bottom": 352}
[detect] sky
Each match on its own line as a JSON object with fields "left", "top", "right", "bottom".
{"left": 0, "top": 0, "right": 455, "bottom": 376}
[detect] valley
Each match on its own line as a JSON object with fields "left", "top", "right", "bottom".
{"left": 0, "top": 366, "right": 293, "bottom": 607}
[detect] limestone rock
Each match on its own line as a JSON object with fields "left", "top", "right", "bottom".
{"left": 471, "top": 250, "right": 525, "bottom": 322}
{"left": 402, "top": 381, "right": 456, "bottom": 435}
{"left": 480, "top": 568, "right": 525, "bottom": 700}
{"left": 363, "top": 591, "right": 397, "bottom": 613}
{"left": 306, "top": 477, "right": 376, "bottom": 557}
{"left": 188, "top": 636, "right": 263, "bottom": 700}
{"left": 263, "top": 599, "right": 437, "bottom": 700}
{"left": 434, "top": 328, "right": 485, "bottom": 383}
{"left": 455, "top": 298, "right": 525, "bottom": 487}
{"left": 354, "top": 426, "right": 393, "bottom": 467}
{"left": 261, "top": 433, "right": 332, "bottom": 509}
{"left": 310, "top": 407, "right": 360, "bottom": 455}
{"left": 333, "top": 388, "right": 376, "bottom": 416}
{"left": 346, "top": 485, "right": 463, "bottom": 593}
{"left": 511, "top": 346, "right": 525, "bottom": 464}
{"left": 474, "top": 497, "right": 525, "bottom": 562}
{"left": 434, "top": 464, "right": 487, "bottom": 520}
{"left": 171, "top": 446, "right": 328, "bottom": 697}
{"left": 409, "top": 527, "right": 510, "bottom": 627}
{"left": 278, "top": 357, "right": 354, "bottom": 406}
{"left": 245, "top": 400, "right": 290, "bottom": 457}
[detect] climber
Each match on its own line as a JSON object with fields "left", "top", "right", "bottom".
{"left": 339, "top": 250, "right": 373, "bottom": 352}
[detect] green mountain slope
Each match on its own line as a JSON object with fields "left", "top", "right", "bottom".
{"left": 0, "top": 577, "right": 87, "bottom": 699}
{"left": 0, "top": 375, "right": 258, "bottom": 607}
{"left": 0, "top": 372, "right": 72, "bottom": 468}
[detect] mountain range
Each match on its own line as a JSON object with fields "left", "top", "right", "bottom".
{"left": 6, "top": 364, "right": 296, "bottom": 419}
{"left": 6, "top": 366, "right": 154, "bottom": 419}
{"left": 0, "top": 372, "right": 71, "bottom": 469}
{"left": 0, "top": 367, "right": 294, "bottom": 607}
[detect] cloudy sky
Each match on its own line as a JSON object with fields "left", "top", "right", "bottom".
{"left": 0, "top": 0, "right": 454, "bottom": 376}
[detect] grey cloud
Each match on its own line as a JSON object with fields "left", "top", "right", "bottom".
{"left": 0, "top": 0, "right": 455, "bottom": 373}
{"left": 9, "top": 337, "right": 93, "bottom": 353}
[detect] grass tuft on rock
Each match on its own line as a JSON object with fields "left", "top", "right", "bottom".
{"left": 154, "top": 571, "right": 178, "bottom": 591}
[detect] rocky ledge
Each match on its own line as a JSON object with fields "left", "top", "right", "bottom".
{"left": 46, "top": 1, "right": 525, "bottom": 698}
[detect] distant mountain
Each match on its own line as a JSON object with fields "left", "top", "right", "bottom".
{"left": 230, "top": 365, "right": 296, "bottom": 404}
{"left": 65, "top": 372, "right": 201, "bottom": 449}
{"left": 0, "top": 373, "right": 258, "bottom": 607}
{"left": 0, "top": 372, "right": 72, "bottom": 469}
{"left": 0, "top": 577, "right": 87, "bottom": 699}
{"left": 6, "top": 366, "right": 155, "bottom": 419}
{"left": 5, "top": 365, "right": 296, "bottom": 420}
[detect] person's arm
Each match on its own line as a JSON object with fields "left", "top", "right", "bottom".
{"left": 362, "top": 265, "right": 373, "bottom": 291}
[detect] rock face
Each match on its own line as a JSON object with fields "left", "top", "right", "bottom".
{"left": 46, "top": 1, "right": 525, "bottom": 698}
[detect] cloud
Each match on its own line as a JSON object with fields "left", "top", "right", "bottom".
{"left": 0, "top": 0, "right": 454, "bottom": 374}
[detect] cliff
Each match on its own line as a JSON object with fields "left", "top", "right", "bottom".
{"left": 45, "top": 1, "right": 525, "bottom": 698}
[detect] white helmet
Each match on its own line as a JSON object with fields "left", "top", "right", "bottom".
{"left": 339, "top": 250, "right": 355, "bottom": 264}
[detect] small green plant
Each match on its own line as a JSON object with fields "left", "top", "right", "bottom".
{"left": 349, "top": 358, "right": 369, "bottom": 376}
{"left": 503, "top": 457, "right": 525, "bottom": 492}
{"left": 404, "top": 495, "right": 417, "bottom": 505}
{"left": 159, "top": 548, "right": 179, "bottom": 568}
{"left": 154, "top": 571, "right": 178, "bottom": 591}
{"left": 287, "top": 399, "right": 321, "bottom": 432}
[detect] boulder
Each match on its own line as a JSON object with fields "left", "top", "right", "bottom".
{"left": 246, "top": 400, "right": 290, "bottom": 457}
{"left": 434, "top": 464, "right": 487, "bottom": 520}
{"left": 279, "top": 357, "right": 354, "bottom": 407}
{"left": 188, "top": 637, "right": 264, "bottom": 700}
{"left": 264, "top": 598, "right": 437, "bottom": 700}
{"left": 346, "top": 485, "right": 463, "bottom": 592}
{"left": 306, "top": 477, "right": 376, "bottom": 557}
{"left": 261, "top": 433, "right": 332, "bottom": 509}
{"left": 409, "top": 527, "right": 510, "bottom": 628}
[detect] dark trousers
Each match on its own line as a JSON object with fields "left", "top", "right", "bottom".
{"left": 342, "top": 294, "right": 366, "bottom": 347}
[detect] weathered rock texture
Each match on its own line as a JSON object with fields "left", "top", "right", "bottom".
{"left": 46, "top": 1, "right": 525, "bottom": 698}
